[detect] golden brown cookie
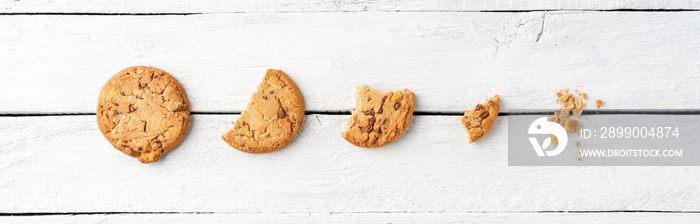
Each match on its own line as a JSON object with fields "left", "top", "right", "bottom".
{"left": 97, "top": 66, "right": 190, "bottom": 163}
{"left": 222, "top": 69, "right": 305, "bottom": 154}
{"left": 460, "top": 95, "right": 499, "bottom": 143}
{"left": 342, "top": 85, "right": 414, "bottom": 148}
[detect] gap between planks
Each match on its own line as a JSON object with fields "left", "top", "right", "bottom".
{"left": 1, "top": 9, "right": 700, "bottom": 16}
{"left": 0, "top": 110, "right": 699, "bottom": 117}
{"left": 2, "top": 210, "right": 700, "bottom": 216}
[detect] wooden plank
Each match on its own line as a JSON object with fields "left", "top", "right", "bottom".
{"left": 2, "top": 115, "right": 699, "bottom": 212}
{"left": 1, "top": 12, "right": 698, "bottom": 114}
{"left": 2, "top": 213, "right": 700, "bottom": 224}
{"left": 1, "top": 0, "right": 698, "bottom": 13}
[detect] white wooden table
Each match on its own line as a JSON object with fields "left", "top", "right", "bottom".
{"left": 1, "top": 1, "right": 699, "bottom": 223}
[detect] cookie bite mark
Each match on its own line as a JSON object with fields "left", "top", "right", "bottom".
{"left": 342, "top": 85, "right": 414, "bottom": 148}
{"left": 96, "top": 66, "right": 190, "bottom": 163}
{"left": 460, "top": 95, "right": 499, "bottom": 143}
{"left": 222, "top": 69, "right": 305, "bottom": 154}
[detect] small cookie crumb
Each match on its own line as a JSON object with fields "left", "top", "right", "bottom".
{"left": 548, "top": 116, "right": 579, "bottom": 133}
{"left": 596, "top": 100, "right": 604, "bottom": 109}
{"left": 572, "top": 109, "right": 583, "bottom": 117}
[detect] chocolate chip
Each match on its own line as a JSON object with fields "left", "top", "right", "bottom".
{"left": 394, "top": 102, "right": 401, "bottom": 110}
{"left": 368, "top": 117, "right": 376, "bottom": 127}
{"left": 269, "top": 89, "right": 275, "bottom": 94}
{"left": 262, "top": 94, "right": 267, "bottom": 100}
{"left": 278, "top": 108, "right": 286, "bottom": 118}
{"left": 139, "top": 82, "right": 148, "bottom": 88}
{"left": 175, "top": 103, "right": 185, "bottom": 111}
{"left": 479, "top": 111, "right": 489, "bottom": 119}
{"left": 129, "top": 104, "right": 137, "bottom": 112}
{"left": 378, "top": 96, "right": 388, "bottom": 114}
{"left": 489, "top": 100, "right": 495, "bottom": 107}
{"left": 120, "top": 91, "right": 125, "bottom": 96}
{"left": 114, "top": 103, "right": 119, "bottom": 106}
{"left": 364, "top": 109, "right": 374, "bottom": 116}
{"left": 475, "top": 104, "right": 484, "bottom": 111}
{"left": 374, "top": 128, "right": 382, "bottom": 134}
{"left": 151, "top": 138, "right": 162, "bottom": 147}
{"left": 361, "top": 125, "right": 372, "bottom": 133}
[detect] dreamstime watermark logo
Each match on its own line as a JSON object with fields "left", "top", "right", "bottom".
{"left": 528, "top": 117, "right": 567, "bottom": 156}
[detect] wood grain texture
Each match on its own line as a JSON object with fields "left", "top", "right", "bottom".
{"left": 2, "top": 1, "right": 699, "bottom": 221}
{"left": 2, "top": 115, "right": 699, "bottom": 213}
{"left": 2, "top": 213, "right": 700, "bottom": 224}
{"left": 0, "top": 12, "right": 698, "bottom": 114}
{"left": 1, "top": 0, "right": 699, "bottom": 13}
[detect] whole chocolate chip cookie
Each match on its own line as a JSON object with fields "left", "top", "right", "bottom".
{"left": 222, "top": 69, "right": 305, "bottom": 154}
{"left": 342, "top": 85, "right": 414, "bottom": 148}
{"left": 460, "top": 95, "right": 499, "bottom": 143}
{"left": 96, "top": 66, "right": 190, "bottom": 163}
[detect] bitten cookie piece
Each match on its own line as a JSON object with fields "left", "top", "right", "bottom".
{"left": 97, "top": 66, "right": 190, "bottom": 163}
{"left": 342, "top": 85, "right": 414, "bottom": 148}
{"left": 460, "top": 95, "right": 499, "bottom": 143}
{"left": 222, "top": 69, "right": 305, "bottom": 154}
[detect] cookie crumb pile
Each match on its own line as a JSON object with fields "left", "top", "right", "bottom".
{"left": 556, "top": 88, "right": 585, "bottom": 110}
{"left": 550, "top": 88, "right": 588, "bottom": 134}
{"left": 549, "top": 88, "right": 604, "bottom": 160}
